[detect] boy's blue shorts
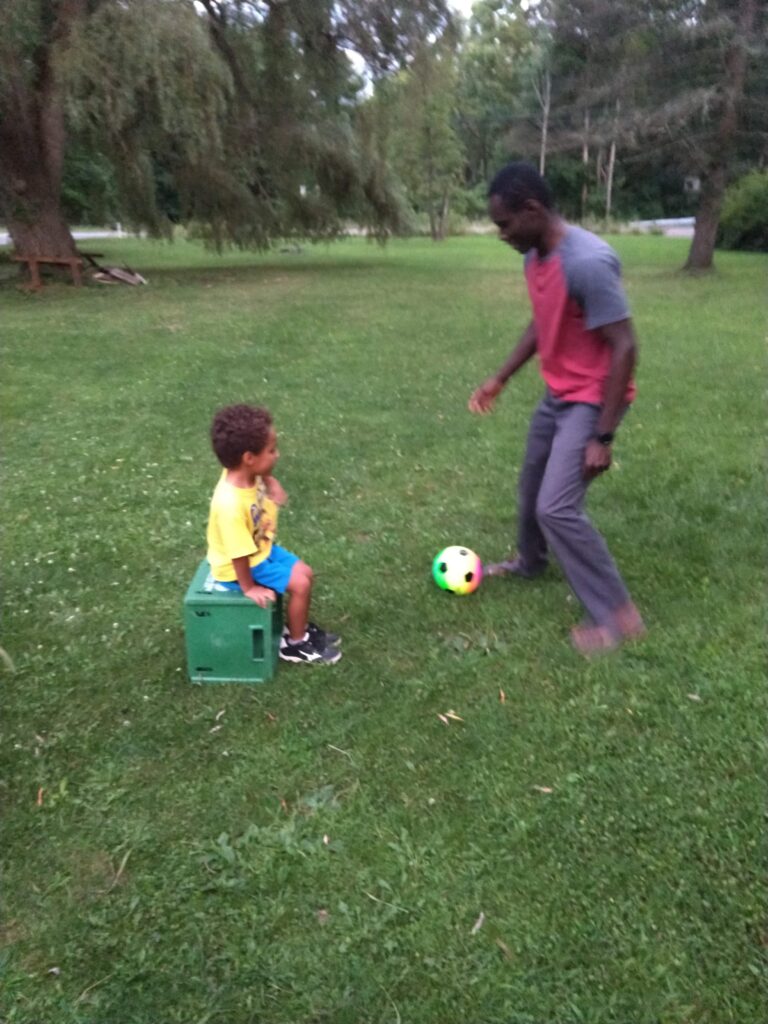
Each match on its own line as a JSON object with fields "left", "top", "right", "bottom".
{"left": 212, "top": 544, "right": 299, "bottom": 595}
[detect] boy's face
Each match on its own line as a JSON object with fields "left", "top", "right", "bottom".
{"left": 244, "top": 427, "right": 279, "bottom": 477}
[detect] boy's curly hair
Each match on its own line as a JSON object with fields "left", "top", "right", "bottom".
{"left": 211, "top": 404, "right": 273, "bottom": 469}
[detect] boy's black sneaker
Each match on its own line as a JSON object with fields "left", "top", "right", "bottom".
{"left": 282, "top": 622, "right": 341, "bottom": 651}
{"left": 279, "top": 635, "right": 341, "bottom": 665}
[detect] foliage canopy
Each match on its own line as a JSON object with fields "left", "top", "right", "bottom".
{"left": 0, "top": 0, "right": 453, "bottom": 256}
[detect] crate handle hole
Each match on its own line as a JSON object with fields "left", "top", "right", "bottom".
{"left": 251, "top": 627, "right": 265, "bottom": 660}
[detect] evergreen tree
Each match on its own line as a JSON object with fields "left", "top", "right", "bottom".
{"left": 545, "top": 0, "right": 765, "bottom": 268}
{"left": 674, "top": 0, "right": 764, "bottom": 269}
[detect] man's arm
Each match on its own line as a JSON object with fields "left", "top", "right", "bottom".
{"left": 468, "top": 320, "right": 537, "bottom": 414}
{"left": 583, "top": 318, "right": 638, "bottom": 479}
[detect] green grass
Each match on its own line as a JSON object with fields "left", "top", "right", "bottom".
{"left": 1, "top": 235, "right": 765, "bottom": 1024}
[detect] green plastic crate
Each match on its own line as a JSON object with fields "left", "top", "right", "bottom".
{"left": 183, "top": 560, "right": 283, "bottom": 684}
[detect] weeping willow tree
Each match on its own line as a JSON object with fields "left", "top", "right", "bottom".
{"left": 0, "top": 0, "right": 452, "bottom": 260}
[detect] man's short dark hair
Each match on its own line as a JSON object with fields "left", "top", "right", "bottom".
{"left": 211, "top": 404, "right": 273, "bottom": 469}
{"left": 488, "top": 162, "right": 553, "bottom": 211}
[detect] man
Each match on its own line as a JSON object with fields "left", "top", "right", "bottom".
{"left": 469, "top": 162, "right": 645, "bottom": 654}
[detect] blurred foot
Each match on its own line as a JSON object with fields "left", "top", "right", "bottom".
{"left": 484, "top": 554, "right": 546, "bottom": 579}
{"left": 570, "top": 623, "right": 619, "bottom": 656}
{"left": 612, "top": 602, "right": 646, "bottom": 640}
{"left": 571, "top": 603, "right": 646, "bottom": 657}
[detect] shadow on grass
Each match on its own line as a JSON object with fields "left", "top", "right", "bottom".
{"left": 0, "top": 255, "right": 437, "bottom": 294}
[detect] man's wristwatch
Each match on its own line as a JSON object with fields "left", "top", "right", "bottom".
{"left": 595, "top": 431, "right": 615, "bottom": 446}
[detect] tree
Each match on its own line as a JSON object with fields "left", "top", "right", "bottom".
{"left": 542, "top": 1, "right": 644, "bottom": 219}
{"left": 718, "top": 169, "right": 768, "bottom": 250}
{"left": 617, "top": 0, "right": 765, "bottom": 270}
{"left": 679, "top": 0, "right": 763, "bottom": 270}
{"left": 386, "top": 31, "right": 465, "bottom": 239}
{"left": 546, "top": 0, "right": 765, "bottom": 268}
{"left": 0, "top": 1, "right": 233, "bottom": 259}
{"left": 0, "top": 0, "right": 453, "bottom": 260}
{"left": 0, "top": 0, "right": 91, "bottom": 259}
{"left": 456, "top": 0, "right": 537, "bottom": 188}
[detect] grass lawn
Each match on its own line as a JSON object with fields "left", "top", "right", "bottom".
{"left": 1, "top": 234, "right": 765, "bottom": 1024}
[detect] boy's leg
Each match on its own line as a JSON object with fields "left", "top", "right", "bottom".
{"left": 534, "top": 402, "right": 641, "bottom": 640}
{"left": 284, "top": 561, "right": 313, "bottom": 642}
{"left": 251, "top": 545, "right": 339, "bottom": 653}
{"left": 279, "top": 560, "right": 342, "bottom": 664}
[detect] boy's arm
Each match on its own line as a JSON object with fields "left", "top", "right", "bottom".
{"left": 264, "top": 475, "right": 287, "bottom": 506}
{"left": 232, "top": 555, "right": 276, "bottom": 607}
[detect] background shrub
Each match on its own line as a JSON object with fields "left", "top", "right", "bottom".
{"left": 717, "top": 170, "right": 768, "bottom": 252}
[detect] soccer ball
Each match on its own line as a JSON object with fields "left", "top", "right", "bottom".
{"left": 432, "top": 545, "right": 483, "bottom": 595}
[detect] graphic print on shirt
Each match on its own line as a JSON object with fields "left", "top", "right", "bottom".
{"left": 250, "top": 487, "right": 275, "bottom": 555}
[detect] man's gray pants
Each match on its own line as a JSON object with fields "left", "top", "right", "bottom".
{"left": 517, "top": 391, "right": 631, "bottom": 628}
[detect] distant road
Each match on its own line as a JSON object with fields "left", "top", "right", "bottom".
{"left": 629, "top": 217, "right": 695, "bottom": 238}
{"left": 0, "top": 228, "right": 129, "bottom": 247}
{"left": 2, "top": 221, "right": 696, "bottom": 247}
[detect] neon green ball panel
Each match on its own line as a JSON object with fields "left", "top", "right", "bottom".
{"left": 432, "top": 546, "right": 483, "bottom": 595}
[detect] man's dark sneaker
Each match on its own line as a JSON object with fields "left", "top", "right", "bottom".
{"left": 282, "top": 622, "right": 341, "bottom": 650}
{"left": 279, "top": 635, "right": 342, "bottom": 665}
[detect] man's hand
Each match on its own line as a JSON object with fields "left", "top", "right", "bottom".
{"left": 245, "top": 585, "right": 277, "bottom": 608}
{"left": 583, "top": 438, "right": 612, "bottom": 481}
{"left": 265, "top": 476, "right": 287, "bottom": 506}
{"left": 468, "top": 323, "right": 538, "bottom": 415}
{"left": 468, "top": 375, "right": 504, "bottom": 414}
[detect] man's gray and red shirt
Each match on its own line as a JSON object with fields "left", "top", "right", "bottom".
{"left": 524, "top": 225, "right": 635, "bottom": 405}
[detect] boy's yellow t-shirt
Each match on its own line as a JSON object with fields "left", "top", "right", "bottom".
{"left": 206, "top": 471, "right": 278, "bottom": 582}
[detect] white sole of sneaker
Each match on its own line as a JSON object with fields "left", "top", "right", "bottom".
{"left": 279, "top": 649, "right": 342, "bottom": 665}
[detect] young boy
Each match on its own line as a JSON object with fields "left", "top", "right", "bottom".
{"left": 206, "top": 403, "right": 341, "bottom": 665}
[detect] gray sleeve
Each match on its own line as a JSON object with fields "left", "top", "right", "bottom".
{"left": 566, "top": 250, "right": 631, "bottom": 330}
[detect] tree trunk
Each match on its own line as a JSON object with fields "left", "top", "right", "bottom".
{"left": 605, "top": 141, "right": 616, "bottom": 219}
{"left": 426, "top": 145, "right": 439, "bottom": 241}
{"left": 605, "top": 101, "right": 620, "bottom": 220}
{"left": 0, "top": 0, "right": 84, "bottom": 261}
{"left": 0, "top": 101, "right": 78, "bottom": 260}
{"left": 537, "top": 69, "right": 551, "bottom": 176}
{"left": 435, "top": 189, "right": 449, "bottom": 241}
{"left": 580, "top": 109, "right": 590, "bottom": 220}
{"left": 684, "top": 166, "right": 726, "bottom": 271}
{"left": 2, "top": 165, "right": 78, "bottom": 260}
{"left": 684, "top": 0, "right": 757, "bottom": 271}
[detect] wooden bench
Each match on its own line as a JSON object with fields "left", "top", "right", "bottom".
{"left": 12, "top": 254, "right": 84, "bottom": 290}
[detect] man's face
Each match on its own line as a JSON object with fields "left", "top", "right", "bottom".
{"left": 488, "top": 194, "right": 543, "bottom": 253}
